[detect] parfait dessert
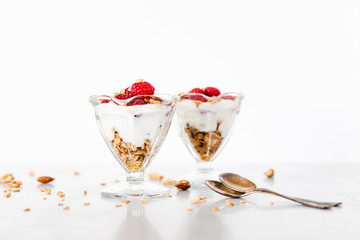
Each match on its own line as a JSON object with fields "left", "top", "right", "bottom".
{"left": 176, "top": 87, "right": 243, "bottom": 185}
{"left": 89, "top": 79, "right": 176, "bottom": 197}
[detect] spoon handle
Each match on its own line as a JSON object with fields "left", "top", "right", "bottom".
{"left": 255, "top": 188, "right": 340, "bottom": 209}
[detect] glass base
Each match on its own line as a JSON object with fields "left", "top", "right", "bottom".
{"left": 175, "top": 169, "right": 220, "bottom": 187}
{"left": 101, "top": 181, "right": 170, "bottom": 198}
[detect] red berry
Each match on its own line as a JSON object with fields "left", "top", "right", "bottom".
{"left": 222, "top": 95, "right": 236, "bottom": 100}
{"left": 204, "top": 87, "right": 221, "bottom": 97}
{"left": 188, "top": 94, "right": 208, "bottom": 102}
{"left": 131, "top": 81, "right": 155, "bottom": 96}
{"left": 115, "top": 92, "right": 133, "bottom": 100}
{"left": 100, "top": 99, "right": 110, "bottom": 104}
{"left": 126, "top": 96, "right": 146, "bottom": 106}
{"left": 189, "top": 88, "right": 205, "bottom": 94}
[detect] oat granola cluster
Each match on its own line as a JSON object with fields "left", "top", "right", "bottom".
{"left": 111, "top": 130, "right": 151, "bottom": 171}
{"left": 184, "top": 125, "right": 223, "bottom": 161}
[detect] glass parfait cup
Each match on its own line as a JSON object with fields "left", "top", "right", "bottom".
{"left": 89, "top": 94, "right": 177, "bottom": 198}
{"left": 175, "top": 92, "right": 244, "bottom": 186}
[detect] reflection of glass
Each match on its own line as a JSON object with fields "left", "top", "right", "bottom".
{"left": 89, "top": 94, "right": 177, "bottom": 197}
{"left": 175, "top": 92, "right": 243, "bottom": 186}
{"left": 113, "top": 203, "right": 162, "bottom": 240}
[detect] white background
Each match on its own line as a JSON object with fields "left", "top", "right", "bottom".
{"left": 0, "top": 0, "right": 359, "bottom": 166}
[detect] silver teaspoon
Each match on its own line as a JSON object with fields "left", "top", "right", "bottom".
{"left": 218, "top": 173, "right": 342, "bottom": 209}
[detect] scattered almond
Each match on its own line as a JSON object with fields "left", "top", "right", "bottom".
{"left": 264, "top": 168, "right": 274, "bottom": 178}
{"left": 175, "top": 180, "right": 191, "bottom": 191}
{"left": 37, "top": 176, "right": 55, "bottom": 184}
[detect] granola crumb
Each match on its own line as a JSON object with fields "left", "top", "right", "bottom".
{"left": 84, "top": 202, "right": 90, "bottom": 206}
{"left": 140, "top": 200, "right": 148, "bottom": 204}
{"left": 114, "top": 179, "right": 120, "bottom": 183}
{"left": 115, "top": 204, "right": 123, "bottom": 207}
{"left": 264, "top": 168, "right": 274, "bottom": 178}
{"left": 61, "top": 199, "right": 64, "bottom": 202}
{"left": 43, "top": 197, "right": 47, "bottom": 200}
{"left": 4, "top": 193, "right": 11, "bottom": 198}
{"left": 12, "top": 189, "right": 20, "bottom": 192}
{"left": 165, "top": 194, "right": 172, "bottom": 198}
{"left": 270, "top": 201, "right": 274, "bottom": 205}
{"left": 100, "top": 183, "right": 106, "bottom": 186}
{"left": 191, "top": 200, "right": 201, "bottom": 204}
{"left": 63, "top": 206, "right": 70, "bottom": 210}
{"left": 212, "top": 207, "right": 220, "bottom": 212}
{"left": 84, "top": 190, "right": 87, "bottom": 195}
{"left": 29, "top": 171, "right": 35, "bottom": 176}
{"left": 58, "top": 203, "right": 64, "bottom": 206}
{"left": 41, "top": 188, "right": 51, "bottom": 194}
{"left": 162, "top": 179, "right": 175, "bottom": 186}
{"left": 23, "top": 208, "right": 30, "bottom": 212}
{"left": 148, "top": 172, "right": 164, "bottom": 181}
{"left": 121, "top": 200, "right": 130, "bottom": 204}
{"left": 186, "top": 208, "right": 193, "bottom": 211}
{"left": 8, "top": 180, "right": 22, "bottom": 187}
{"left": 225, "top": 199, "right": 234, "bottom": 206}
{"left": 57, "top": 191, "right": 65, "bottom": 197}
{"left": 175, "top": 180, "right": 191, "bottom": 191}
{"left": 240, "top": 200, "right": 246, "bottom": 204}
{"left": 199, "top": 196, "right": 207, "bottom": 200}
{"left": 0, "top": 173, "right": 14, "bottom": 183}
{"left": 74, "top": 171, "right": 79, "bottom": 175}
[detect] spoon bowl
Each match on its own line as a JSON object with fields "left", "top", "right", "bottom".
{"left": 205, "top": 180, "right": 248, "bottom": 198}
{"left": 219, "top": 173, "right": 257, "bottom": 192}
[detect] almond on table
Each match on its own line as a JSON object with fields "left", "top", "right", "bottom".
{"left": 264, "top": 168, "right": 275, "bottom": 178}
{"left": 175, "top": 180, "right": 191, "bottom": 191}
{"left": 37, "top": 176, "right": 55, "bottom": 183}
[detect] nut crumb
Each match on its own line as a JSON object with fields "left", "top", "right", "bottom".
{"left": 225, "top": 199, "right": 234, "bottom": 206}
{"left": 74, "top": 172, "right": 79, "bottom": 175}
{"left": 84, "top": 202, "right": 90, "bottom": 206}
{"left": 191, "top": 200, "right": 201, "bottom": 204}
{"left": 23, "top": 208, "right": 30, "bottom": 212}
{"left": 63, "top": 206, "right": 70, "bottom": 210}
{"left": 29, "top": 171, "right": 35, "bottom": 176}
{"left": 43, "top": 197, "right": 47, "bottom": 200}
{"left": 58, "top": 203, "right": 64, "bottom": 206}
{"left": 270, "top": 201, "right": 274, "bottom": 205}
{"left": 12, "top": 189, "right": 20, "bottom": 192}
{"left": 115, "top": 204, "right": 123, "bottom": 207}
{"left": 8, "top": 181, "right": 22, "bottom": 187}
{"left": 114, "top": 179, "right": 120, "bottom": 183}
{"left": 140, "top": 200, "right": 148, "bottom": 204}
{"left": 186, "top": 208, "right": 193, "bottom": 211}
{"left": 264, "top": 168, "right": 274, "bottom": 178}
{"left": 57, "top": 191, "right": 65, "bottom": 197}
{"left": 61, "top": 199, "right": 64, "bottom": 202}
{"left": 41, "top": 188, "right": 51, "bottom": 194}
{"left": 121, "top": 200, "right": 130, "bottom": 204}
{"left": 0, "top": 173, "right": 14, "bottom": 183}
{"left": 37, "top": 176, "right": 55, "bottom": 183}
{"left": 240, "top": 200, "right": 246, "bottom": 204}
{"left": 162, "top": 179, "right": 175, "bottom": 186}
{"left": 199, "top": 196, "right": 207, "bottom": 200}
{"left": 148, "top": 173, "right": 164, "bottom": 180}
{"left": 175, "top": 180, "right": 191, "bottom": 191}
{"left": 212, "top": 207, "right": 220, "bottom": 212}
{"left": 165, "top": 194, "right": 172, "bottom": 198}
{"left": 4, "top": 193, "right": 11, "bottom": 198}
{"left": 100, "top": 183, "right": 106, "bottom": 186}
{"left": 84, "top": 190, "right": 87, "bottom": 195}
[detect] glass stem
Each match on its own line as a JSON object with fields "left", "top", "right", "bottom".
{"left": 126, "top": 171, "right": 144, "bottom": 185}
{"left": 197, "top": 161, "right": 214, "bottom": 173}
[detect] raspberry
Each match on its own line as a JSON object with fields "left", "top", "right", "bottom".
{"left": 131, "top": 81, "right": 155, "bottom": 96}
{"left": 126, "top": 96, "right": 146, "bottom": 106}
{"left": 100, "top": 99, "right": 110, "bottom": 104}
{"left": 204, "top": 87, "right": 221, "bottom": 97}
{"left": 189, "top": 88, "right": 205, "bottom": 94}
{"left": 115, "top": 93, "right": 133, "bottom": 100}
{"left": 188, "top": 94, "right": 208, "bottom": 102}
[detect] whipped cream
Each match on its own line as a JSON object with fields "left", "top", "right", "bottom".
{"left": 176, "top": 99, "right": 241, "bottom": 136}
{"left": 95, "top": 102, "right": 170, "bottom": 147}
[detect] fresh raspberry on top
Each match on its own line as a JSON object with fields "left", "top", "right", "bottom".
{"left": 115, "top": 92, "right": 133, "bottom": 100}
{"left": 131, "top": 80, "right": 155, "bottom": 96}
{"left": 189, "top": 88, "right": 205, "bottom": 94}
{"left": 204, "top": 87, "right": 221, "bottom": 97}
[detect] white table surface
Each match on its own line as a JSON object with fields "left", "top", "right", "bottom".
{"left": 1, "top": 161, "right": 359, "bottom": 240}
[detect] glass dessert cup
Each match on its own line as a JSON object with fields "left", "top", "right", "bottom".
{"left": 89, "top": 94, "right": 177, "bottom": 198}
{"left": 175, "top": 92, "right": 244, "bottom": 186}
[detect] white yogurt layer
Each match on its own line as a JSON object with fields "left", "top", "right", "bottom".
{"left": 95, "top": 103, "right": 169, "bottom": 147}
{"left": 176, "top": 99, "right": 240, "bottom": 135}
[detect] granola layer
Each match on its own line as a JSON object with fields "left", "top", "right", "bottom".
{"left": 111, "top": 130, "right": 151, "bottom": 171}
{"left": 184, "top": 124, "right": 223, "bottom": 161}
